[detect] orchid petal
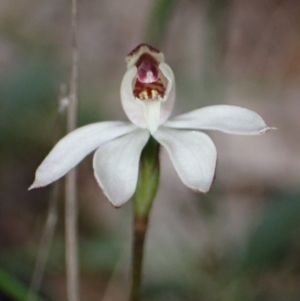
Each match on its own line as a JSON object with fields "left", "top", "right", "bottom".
{"left": 30, "top": 122, "right": 137, "bottom": 189}
{"left": 153, "top": 127, "right": 217, "bottom": 193}
{"left": 121, "top": 66, "right": 146, "bottom": 128}
{"left": 93, "top": 129, "right": 150, "bottom": 207}
{"left": 165, "top": 105, "right": 274, "bottom": 135}
{"left": 158, "top": 62, "right": 176, "bottom": 124}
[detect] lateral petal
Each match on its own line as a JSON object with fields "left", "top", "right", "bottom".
{"left": 121, "top": 66, "right": 146, "bottom": 128}
{"left": 30, "top": 122, "right": 137, "bottom": 189}
{"left": 153, "top": 127, "right": 217, "bottom": 193}
{"left": 93, "top": 129, "right": 150, "bottom": 207}
{"left": 158, "top": 62, "right": 176, "bottom": 124}
{"left": 165, "top": 105, "right": 274, "bottom": 135}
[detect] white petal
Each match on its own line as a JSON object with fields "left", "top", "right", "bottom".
{"left": 158, "top": 63, "right": 176, "bottom": 124}
{"left": 121, "top": 66, "right": 146, "bottom": 128}
{"left": 93, "top": 129, "right": 150, "bottom": 207}
{"left": 153, "top": 127, "right": 217, "bottom": 193}
{"left": 30, "top": 122, "right": 137, "bottom": 189}
{"left": 165, "top": 105, "right": 274, "bottom": 135}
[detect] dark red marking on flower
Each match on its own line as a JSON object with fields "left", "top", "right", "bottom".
{"left": 128, "top": 45, "right": 166, "bottom": 100}
{"left": 132, "top": 53, "right": 165, "bottom": 100}
{"left": 127, "top": 43, "right": 161, "bottom": 58}
{"left": 136, "top": 53, "right": 159, "bottom": 83}
{"left": 133, "top": 78, "right": 165, "bottom": 100}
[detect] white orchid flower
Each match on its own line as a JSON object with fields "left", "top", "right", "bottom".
{"left": 30, "top": 44, "right": 273, "bottom": 207}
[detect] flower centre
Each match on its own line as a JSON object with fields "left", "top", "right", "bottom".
{"left": 133, "top": 53, "right": 166, "bottom": 101}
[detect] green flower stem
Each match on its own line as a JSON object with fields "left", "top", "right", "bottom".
{"left": 130, "top": 137, "right": 160, "bottom": 301}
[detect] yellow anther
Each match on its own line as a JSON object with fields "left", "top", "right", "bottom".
{"left": 139, "top": 90, "right": 148, "bottom": 100}
{"left": 151, "top": 89, "right": 159, "bottom": 99}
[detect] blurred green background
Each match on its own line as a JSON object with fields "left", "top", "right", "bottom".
{"left": 0, "top": 0, "right": 300, "bottom": 300}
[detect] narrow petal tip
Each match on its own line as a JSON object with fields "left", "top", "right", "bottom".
{"left": 28, "top": 185, "right": 35, "bottom": 191}
{"left": 260, "top": 126, "right": 277, "bottom": 134}
{"left": 28, "top": 180, "right": 43, "bottom": 191}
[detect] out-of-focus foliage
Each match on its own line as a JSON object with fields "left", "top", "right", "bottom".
{"left": 0, "top": 0, "right": 299, "bottom": 300}
{"left": 0, "top": 267, "right": 47, "bottom": 301}
{"left": 242, "top": 191, "right": 300, "bottom": 270}
{"left": 144, "top": 0, "right": 177, "bottom": 46}
{"left": 0, "top": 58, "right": 59, "bottom": 148}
